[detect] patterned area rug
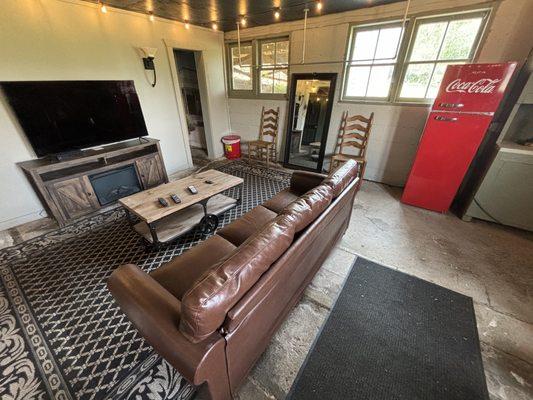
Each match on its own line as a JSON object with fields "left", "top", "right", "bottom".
{"left": 0, "top": 161, "right": 290, "bottom": 400}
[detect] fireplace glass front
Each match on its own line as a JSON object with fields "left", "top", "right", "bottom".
{"left": 89, "top": 165, "right": 141, "bottom": 206}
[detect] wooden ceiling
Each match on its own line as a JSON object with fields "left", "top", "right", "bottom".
{"left": 86, "top": 0, "right": 405, "bottom": 31}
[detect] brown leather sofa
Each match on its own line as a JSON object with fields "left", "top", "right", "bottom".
{"left": 108, "top": 160, "right": 360, "bottom": 400}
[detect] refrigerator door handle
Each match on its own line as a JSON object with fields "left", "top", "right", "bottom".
{"left": 434, "top": 116, "right": 458, "bottom": 122}
{"left": 439, "top": 102, "right": 464, "bottom": 108}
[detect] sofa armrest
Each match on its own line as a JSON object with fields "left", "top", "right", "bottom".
{"left": 290, "top": 171, "right": 327, "bottom": 195}
{"left": 107, "top": 264, "right": 225, "bottom": 383}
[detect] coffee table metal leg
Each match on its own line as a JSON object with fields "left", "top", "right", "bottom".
{"left": 124, "top": 208, "right": 134, "bottom": 226}
{"left": 148, "top": 223, "right": 160, "bottom": 250}
{"left": 236, "top": 183, "right": 243, "bottom": 205}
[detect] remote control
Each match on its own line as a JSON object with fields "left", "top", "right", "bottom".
{"left": 170, "top": 194, "right": 181, "bottom": 204}
{"left": 188, "top": 185, "right": 198, "bottom": 194}
{"left": 205, "top": 180, "right": 213, "bottom": 184}
{"left": 158, "top": 197, "right": 169, "bottom": 207}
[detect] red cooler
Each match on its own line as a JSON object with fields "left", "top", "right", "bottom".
{"left": 222, "top": 135, "right": 241, "bottom": 159}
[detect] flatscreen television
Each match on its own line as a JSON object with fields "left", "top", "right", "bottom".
{"left": 1, "top": 80, "right": 149, "bottom": 157}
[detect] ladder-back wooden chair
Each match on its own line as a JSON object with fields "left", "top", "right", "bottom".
{"left": 330, "top": 111, "right": 374, "bottom": 182}
{"left": 248, "top": 107, "right": 280, "bottom": 167}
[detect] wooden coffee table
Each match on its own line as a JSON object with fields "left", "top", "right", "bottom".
{"left": 119, "top": 169, "right": 243, "bottom": 247}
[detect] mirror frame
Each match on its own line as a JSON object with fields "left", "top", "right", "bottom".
{"left": 283, "top": 73, "right": 337, "bottom": 172}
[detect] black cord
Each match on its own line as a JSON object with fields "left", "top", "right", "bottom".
{"left": 472, "top": 197, "right": 503, "bottom": 225}
{"left": 151, "top": 68, "right": 157, "bottom": 87}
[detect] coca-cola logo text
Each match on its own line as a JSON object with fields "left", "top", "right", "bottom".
{"left": 445, "top": 78, "right": 501, "bottom": 94}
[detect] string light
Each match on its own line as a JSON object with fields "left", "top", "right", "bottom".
{"left": 201, "top": 2, "right": 329, "bottom": 30}
{"left": 99, "top": 1, "right": 107, "bottom": 13}
{"left": 185, "top": 20, "right": 190, "bottom": 29}
{"left": 149, "top": 12, "right": 154, "bottom": 22}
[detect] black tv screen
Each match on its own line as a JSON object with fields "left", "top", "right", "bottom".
{"left": 1, "top": 80, "right": 149, "bottom": 157}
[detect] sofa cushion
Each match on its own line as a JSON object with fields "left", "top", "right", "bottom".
{"left": 179, "top": 215, "right": 295, "bottom": 342}
{"left": 323, "top": 159, "right": 359, "bottom": 197}
{"left": 290, "top": 171, "right": 327, "bottom": 195}
{"left": 150, "top": 234, "right": 236, "bottom": 300}
{"left": 280, "top": 184, "right": 333, "bottom": 232}
{"left": 262, "top": 188, "right": 300, "bottom": 214}
{"left": 217, "top": 205, "right": 278, "bottom": 246}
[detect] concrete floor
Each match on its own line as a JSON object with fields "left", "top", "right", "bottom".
{"left": 1, "top": 176, "right": 531, "bottom": 400}
{"left": 234, "top": 181, "right": 533, "bottom": 400}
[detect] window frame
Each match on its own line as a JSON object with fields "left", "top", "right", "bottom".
{"left": 395, "top": 10, "right": 490, "bottom": 103}
{"left": 340, "top": 8, "right": 491, "bottom": 105}
{"left": 258, "top": 37, "right": 290, "bottom": 96}
{"left": 227, "top": 40, "right": 254, "bottom": 96}
{"left": 226, "top": 36, "right": 290, "bottom": 100}
{"left": 341, "top": 20, "right": 408, "bottom": 103}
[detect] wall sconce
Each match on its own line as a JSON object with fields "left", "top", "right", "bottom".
{"left": 140, "top": 47, "right": 157, "bottom": 87}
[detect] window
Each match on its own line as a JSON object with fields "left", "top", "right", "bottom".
{"left": 344, "top": 23, "right": 403, "bottom": 100}
{"left": 259, "top": 39, "right": 289, "bottom": 94}
{"left": 342, "top": 9, "right": 489, "bottom": 103}
{"left": 398, "top": 13, "right": 486, "bottom": 100}
{"left": 230, "top": 42, "right": 253, "bottom": 91}
{"left": 227, "top": 37, "right": 289, "bottom": 98}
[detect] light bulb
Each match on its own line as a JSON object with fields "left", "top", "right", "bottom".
{"left": 274, "top": 9, "right": 280, "bottom": 20}
{"left": 149, "top": 12, "right": 154, "bottom": 22}
{"left": 100, "top": 2, "right": 107, "bottom": 13}
{"left": 212, "top": 22, "right": 218, "bottom": 30}
{"left": 241, "top": 16, "right": 247, "bottom": 26}
{"left": 316, "top": 1, "right": 322, "bottom": 11}
{"left": 185, "top": 20, "right": 190, "bottom": 29}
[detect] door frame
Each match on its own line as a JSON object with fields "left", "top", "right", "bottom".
{"left": 283, "top": 73, "right": 337, "bottom": 172}
{"left": 165, "top": 41, "right": 217, "bottom": 166}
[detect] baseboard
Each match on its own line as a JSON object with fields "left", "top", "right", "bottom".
{"left": 0, "top": 210, "right": 48, "bottom": 231}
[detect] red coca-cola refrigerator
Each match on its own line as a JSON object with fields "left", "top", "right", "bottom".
{"left": 401, "top": 62, "right": 517, "bottom": 212}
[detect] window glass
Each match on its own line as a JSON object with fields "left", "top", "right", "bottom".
{"left": 260, "top": 39, "right": 289, "bottom": 94}
{"left": 231, "top": 45, "right": 253, "bottom": 91}
{"left": 276, "top": 41, "right": 289, "bottom": 65}
{"left": 346, "top": 66, "right": 371, "bottom": 97}
{"left": 375, "top": 26, "right": 402, "bottom": 61}
{"left": 400, "top": 63, "right": 434, "bottom": 98}
{"left": 410, "top": 22, "right": 447, "bottom": 62}
{"left": 352, "top": 30, "right": 379, "bottom": 61}
{"left": 439, "top": 18, "right": 483, "bottom": 60}
{"left": 398, "top": 13, "right": 486, "bottom": 100}
{"left": 367, "top": 65, "right": 395, "bottom": 97}
{"left": 274, "top": 69, "right": 288, "bottom": 94}
{"left": 345, "top": 24, "right": 402, "bottom": 99}
{"left": 261, "top": 42, "right": 275, "bottom": 66}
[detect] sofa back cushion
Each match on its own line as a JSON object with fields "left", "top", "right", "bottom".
{"left": 179, "top": 215, "right": 295, "bottom": 342}
{"left": 289, "top": 171, "right": 327, "bottom": 195}
{"left": 281, "top": 184, "right": 333, "bottom": 232}
{"left": 323, "top": 159, "right": 359, "bottom": 197}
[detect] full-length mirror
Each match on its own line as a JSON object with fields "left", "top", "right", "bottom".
{"left": 284, "top": 73, "right": 337, "bottom": 172}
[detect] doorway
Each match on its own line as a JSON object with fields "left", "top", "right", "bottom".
{"left": 173, "top": 50, "right": 208, "bottom": 160}
{"left": 284, "top": 73, "right": 337, "bottom": 172}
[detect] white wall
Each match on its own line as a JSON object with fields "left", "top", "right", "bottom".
{"left": 225, "top": 0, "right": 533, "bottom": 184}
{"left": 0, "top": 0, "right": 228, "bottom": 230}
{"left": 228, "top": 98, "right": 288, "bottom": 156}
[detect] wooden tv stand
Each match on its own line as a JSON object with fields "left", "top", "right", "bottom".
{"left": 18, "top": 138, "right": 168, "bottom": 226}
